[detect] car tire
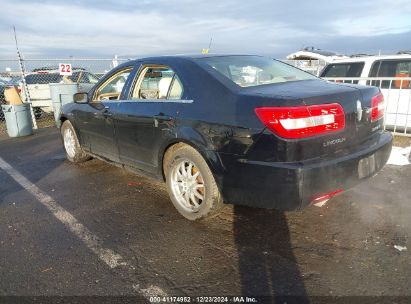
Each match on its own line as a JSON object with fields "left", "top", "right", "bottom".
{"left": 61, "top": 120, "right": 90, "bottom": 163}
{"left": 164, "top": 144, "right": 223, "bottom": 220}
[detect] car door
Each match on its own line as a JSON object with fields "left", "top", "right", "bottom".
{"left": 74, "top": 66, "right": 134, "bottom": 162}
{"left": 114, "top": 64, "right": 187, "bottom": 174}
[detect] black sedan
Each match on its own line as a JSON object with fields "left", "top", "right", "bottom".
{"left": 59, "top": 55, "right": 392, "bottom": 220}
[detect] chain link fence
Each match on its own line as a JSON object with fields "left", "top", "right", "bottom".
{"left": 0, "top": 58, "right": 129, "bottom": 136}
{"left": 1, "top": 58, "right": 410, "bottom": 138}
{"left": 283, "top": 59, "right": 326, "bottom": 76}
{"left": 324, "top": 77, "right": 411, "bottom": 137}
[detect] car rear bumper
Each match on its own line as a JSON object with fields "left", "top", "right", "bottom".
{"left": 221, "top": 131, "right": 393, "bottom": 210}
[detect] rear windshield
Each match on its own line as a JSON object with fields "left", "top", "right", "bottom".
{"left": 321, "top": 62, "right": 364, "bottom": 77}
{"left": 25, "top": 74, "right": 63, "bottom": 84}
{"left": 198, "top": 56, "right": 317, "bottom": 87}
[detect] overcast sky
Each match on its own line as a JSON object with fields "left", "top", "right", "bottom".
{"left": 1, "top": 0, "right": 411, "bottom": 59}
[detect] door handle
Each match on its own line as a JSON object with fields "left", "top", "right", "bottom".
{"left": 153, "top": 114, "right": 172, "bottom": 128}
{"left": 102, "top": 105, "right": 112, "bottom": 117}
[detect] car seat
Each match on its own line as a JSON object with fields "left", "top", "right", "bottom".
{"left": 158, "top": 77, "right": 173, "bottom": 99}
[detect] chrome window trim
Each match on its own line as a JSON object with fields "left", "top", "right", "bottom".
{"left": 102, "top": 99, "right": 193, "bottom": 104}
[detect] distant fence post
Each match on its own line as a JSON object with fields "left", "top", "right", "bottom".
{"left": 112, "top": 55, "right": 118, "bottom": 68}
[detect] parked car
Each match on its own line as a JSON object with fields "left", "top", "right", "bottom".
{"left": 321, "top": 54, "right": 411, "bottom": 131}
{"left": 59, "top": 55, "right": 392, "bottom": 220}
{"left": 19, "top": 69, "right": 99, "bottom": 116}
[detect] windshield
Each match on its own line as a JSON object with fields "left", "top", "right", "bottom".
{"left": 198, "top": 55, "right": 317, "bottom": 87}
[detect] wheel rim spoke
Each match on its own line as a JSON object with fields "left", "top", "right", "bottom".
{"left": 187, "top": 163, "right": 193, "bottom": 177}
{"left": 190, "top": 193, "right": 199, "bottom": 208}
{"left": 193, "top": 191, "right": 204, "bottom": 200}
{"left": 180, "top": 162, "right": 186, "bottom": 177}
{"left": 184, "top": 191, "right": 190, "bottom": 205}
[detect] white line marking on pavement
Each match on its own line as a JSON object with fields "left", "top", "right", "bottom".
{"left": 0, "top": 157, "right": 126, "bottom": 268}
{"left": 0, "top": 156, "right": 167, "bottom": 297}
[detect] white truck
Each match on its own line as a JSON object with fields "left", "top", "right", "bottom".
{"left": 321, "top": 53, "right": 411, "bottom": 133}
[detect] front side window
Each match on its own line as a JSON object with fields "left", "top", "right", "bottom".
{"left": 93, "top": 68, "right": 132, "bottom": 101}
{"left": 197, "top": 55, "right": 317, "bottom": 88}
{"left": 131, "top": 66, "right": 183, "bottom": 100}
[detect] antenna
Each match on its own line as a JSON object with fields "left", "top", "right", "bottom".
{"left": 13, "top": 26, "right": 37, "bottom": 129}
{"left": 202, "top": 37, "right": 213, "bottom": 54}
{"left": 208, "top": 37, "right": 213, "bottom": 52}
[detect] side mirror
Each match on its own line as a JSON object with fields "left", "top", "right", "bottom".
{"left": 73, "top": 92, "right": 89, "bottom": 104}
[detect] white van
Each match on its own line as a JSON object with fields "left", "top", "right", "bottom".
{"left": 320, "top": 54, "right": 411, "bottom": 133}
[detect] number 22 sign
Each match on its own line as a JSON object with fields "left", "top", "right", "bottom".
{"left": 59, "top": 63, "right": 72, "bottom": 76}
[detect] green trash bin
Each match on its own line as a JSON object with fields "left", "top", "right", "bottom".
{"left": 1, "top": 104, "right": 33, "bottom": 137}
{"left": 50, "top": 83, "right": 79, "bottom": 128}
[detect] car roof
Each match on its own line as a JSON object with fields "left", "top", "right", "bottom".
{"left": 119, "top": 54, "right": 266, "bottom": 65}
{"left": 145, "top": 54, "right": 262, "bottom": 59}
{"left": 327, "top": 54, "right": 411, "bottom": 64}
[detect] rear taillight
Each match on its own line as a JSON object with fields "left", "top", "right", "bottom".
{"left": 371, "top": 92, "right": 384, "bottom": 122}
{"left": 254, "top": 103, "right": 345, "bottom": 139}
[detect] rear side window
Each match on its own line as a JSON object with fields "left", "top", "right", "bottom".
{"left": 369, "top": 60, "right": 411, "bottom": 89}
{"left": 131, "top": 66, "right": 183, "bottom": 100}
{"left": 198, "top": 56, "right": 316, "bottom": 88}
{"left": 321, "top": 62, "right": 364, "bottom": 79}
{"left": 168, "top": 76, "right": 183, "bottom": 100}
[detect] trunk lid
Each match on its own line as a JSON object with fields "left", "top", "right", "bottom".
{"left": 244, "top": 79, "right": 382, "bottom": 161}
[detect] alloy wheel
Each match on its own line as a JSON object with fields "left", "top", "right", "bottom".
{"left": 63, "top": 128, "right": 76, "bottom": 159}
{"left": 170, "top": 159, "right": 205, "bottom": 213}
